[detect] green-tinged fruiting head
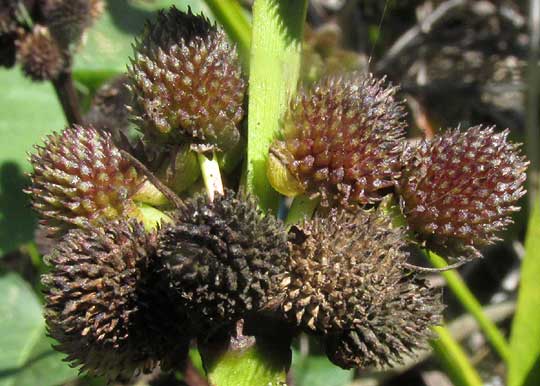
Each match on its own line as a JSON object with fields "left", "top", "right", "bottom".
{"left": 281, "top": 210, "right": 442, "bottom": 368}
{"left": 26, "top": 125, "right": 144, "bottom": 237}
{"left": 42, "top": 0, "right": 104, "bottom": 47}
{"left": 42, "top": 220, "right": 191, "bottom": 381}
{"left": 400, "top": 125, "right": 528, "bottom": 260}
{"left": 17, "top": 25, "right": 64, "bottom": 81}
{"left": 128, "top": 7, "right": 245, "bottom": 151}
{"left": 269, "top": 73, "right": 406, "bottom": 207}
{"left": 159, "top": 190, "right": 289, "bottom": 326}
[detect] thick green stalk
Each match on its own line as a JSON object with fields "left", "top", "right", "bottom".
{"left": 246, "top": 0, "right": 308, "bottom": 212}
{"left": 204, "top": 0, "right": 251, "bottom": 62}
{"left": 427, "top": 250, "right": 511, "bottom": 363}
{"left": 431, "top": 325, "right": 484, "bottom": 386}
{"left": 207, "top": 344, "right": 288, "bottom": 386}
{"left": 508, "top": 194, "right": 540, "bottom": 386}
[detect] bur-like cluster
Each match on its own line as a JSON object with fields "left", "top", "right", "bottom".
{"left": 159, "top": 190, "right": 289, "bottom": 325}
{"left": 400, "top": 126, "right": 528, "bottom": 259}
{"left": 17, "top": 25, "right": 64, "bottom": 81}
{"left": 23, "top": 4, "right": 531, "bottom": 381}
{"left": 3, "top": 0, "right": 103, "bottom": 78}
{"left": 42, "top": 221, "right": 191, "bottom": 381}
{"left": 27, "top": 125, "right": 143, "bottom": 237}
{"left": 128, "top": 7, "right": 246, "bottom": 151}
{"left": 42, "top": 0, "right": 104, "bottom": 47}
{"left": 269, "top": 74, "right": 406, "bottom": 207}
{"left": 282, "top": 210, "right": 442, "bottom": 368}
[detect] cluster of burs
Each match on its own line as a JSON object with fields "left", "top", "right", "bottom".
{"left": 0, "top": 0, "right": 102, "bottom": 78}
{"left": 22, "top": 5, "right": 529, "bottom": 383}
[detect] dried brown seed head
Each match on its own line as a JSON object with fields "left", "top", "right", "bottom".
{"left": 282, "top": 210, "right": 442, "bottom": 368}
{"left": 17, "top": 25, "right": 64, "bottom": 80}
{"left": 42, "top": 220, "right": 191, "bottom": 381}
{"left": 159, "top": 190, "right": 289, "bottom": 326}
{"left": 42, "top": 0, "right": 104, "bottom": 47}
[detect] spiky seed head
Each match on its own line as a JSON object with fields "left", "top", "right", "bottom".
{"left": 399, "top": 125, "right": 528, "bottom": 259}
{"left": 159, "top": 190, "right": 289, "bottom": 325}
{"left": 17, "top": 25, "right": 64, "bottom": 81}
{"left": 42, "top": 0, "right": 104, "bottom": 47}
{"left": 26, "top": 125, "right": 144, "bottom": 237}
{"left": 128, "top": 7, "right": 246, "bottom": 151}
{"left": 268, "top": 73, "right": 406, "bottom": 207}
{"left": 281, "top": 210, "right": 442, "bottom": 368}
{"left": 42, "top": 220, "right": 191, "bottom": 381}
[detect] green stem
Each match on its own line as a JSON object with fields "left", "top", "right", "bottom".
{"left": 198, "top": 151, "right": 224, "bottom": 202}
{"left": 207, "top": 344, "right": 288, "bottom": 386}
{"left": 285, "top": 195, "right": 320, "bottom": 226}
{"left": 427, "top": 250, "right": 511, "bottom": 363}
{"left": 431, "top": 325, "right": 484, "bottom": 386}
{"left": 204, "top": 0, "right": 251, "bottom": 63}
{"left": 201, "top": 320, "right": 291, "bottom": 386}
{"left": 508, "top": 194, "right": 540, "bottom": 386}
{"left": 245, "top": 0, "right": 308, "bottom": 212}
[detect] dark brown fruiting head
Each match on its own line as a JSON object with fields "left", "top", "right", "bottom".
{"left": 128, "top": 7, "right": 245, "bottom": 151}
{"left": 42, "top": 0, "right": 104, "bottom": 47}
{"left": 42, "top": 220, "right": 190, "bottom": 381}
{"left": 159, "top": 190, "right": 289, "bottom": 326}
{"left": 17, "top": 25, "right": 64, "bottom": 81}
{"left": 400, "top": 125, "right": 528, "bottom": 260}
{"left": 26, "top": 125, "right": 144, "bottom": 237}
{"left": 268, "top": 73, "right": 406, "bottom": 207}
{"left": 282, "top": 210, "right": 442, "bottom": 368}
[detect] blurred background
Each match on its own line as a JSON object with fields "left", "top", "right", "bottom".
{"left": 0, "top": 1, "right": 539, "bottom": 386}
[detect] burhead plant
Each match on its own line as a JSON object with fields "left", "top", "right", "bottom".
{"left": 19, "top": 3, "right": 531, "bottom": 386}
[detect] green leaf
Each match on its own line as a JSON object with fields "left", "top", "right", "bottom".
{"left": 508, "top": 197, "right": 540, "bottom": 386}
{"left": 0, "top": 70, "right": 66, "bottom": 256}
{"left": 291, "top": 351, "right": 353, "bottom": 386}
{"left": 0, "top": 273, "right": 78, "bottom": 386}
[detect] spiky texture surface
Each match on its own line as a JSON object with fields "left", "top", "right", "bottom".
{"left": 42, "top": 221, "right": 191, "bottom": 381}
{"left": 42, "top": 0, "right": 103, "bottom": 47}
{"left": 400, "top": 126, "right": 528, "bottom": 259}
{"left": 27, "top": 125, "right": 143, "bottom": 237}
{"left": 159, "top": 190, "right": 289, "bottom": 325}
{"left": 270, "top": 73, "right": 406, "bottom": 207}
{"left": 282, "top": 210, "right": 442, "bottom": 369}
{"left": 128, "top": 7, "right": 245, "bottom": 151}
{"left": 17, "top": 26, "right": 64, "bottom": 81}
